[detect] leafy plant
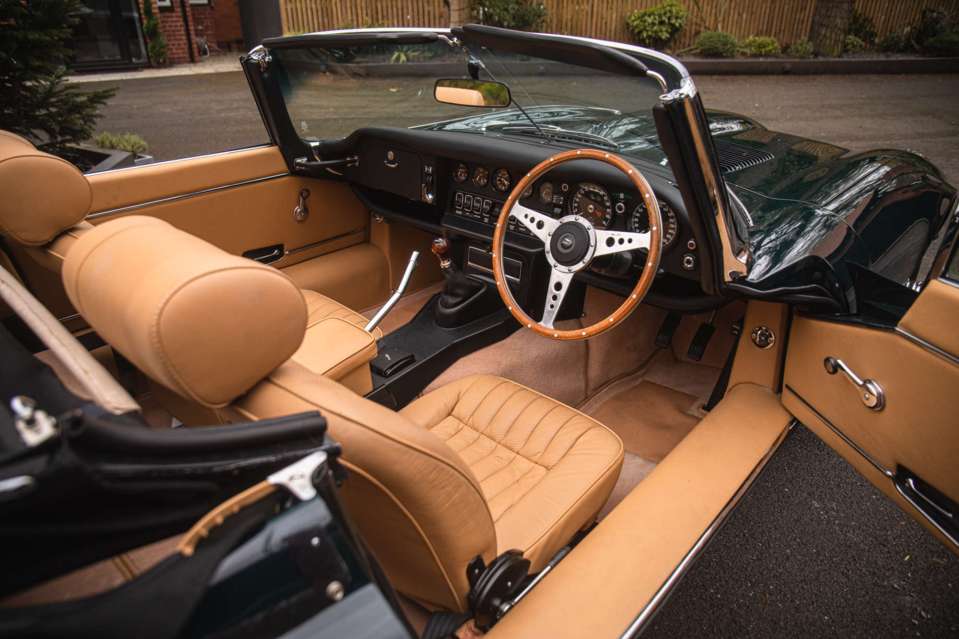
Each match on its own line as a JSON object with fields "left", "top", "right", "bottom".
{"left": 92, "top": 132, "right": 149, "bottom": 155}
{"left": 473, "top": 0, "right": 547, "bottom": 31}
{"left": 142, "top": 0, "right": 168, "bottom": 66}
{"left": 695, "top": 31, "right": 738, "bottom": 58}
{"left": 843, "top": 34, "right": 865, "bottom": 54}
{"left": 786, "top": 39, "right": 814, "bottom": 58}
{"left": 877, "top": 29, "right": 913, "bottom": 53}
{"left": 847, "top": 9, "right": 877, "bottom": 45}
{"left": 923, "top": 30, "right": 959, "bottom": 57}
{"left": 914, "top": 7, "right": 950, "bottom": 48}
{"left": 625, "top": 0, "right": 688, "bottom": 50}
{"left": 0, "top": 0, "right": 115, "bottom": 153}
{"left": 742, "top": 35, "right": 781, "bottom": 57}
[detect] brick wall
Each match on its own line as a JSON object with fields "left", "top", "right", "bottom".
{"left": 213, "top": 0, "right": 244, "bottom": 50}
{"left": 141, "top": 0, "right": 244, "bottom": 64}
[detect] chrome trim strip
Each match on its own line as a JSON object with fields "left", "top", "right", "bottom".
{"left": 618, "top": 422, "right": 793, "bottom": 638}
{"left": 285, "top": 227, "right": 366, "bottom": 256}
{"left": 894, "top": 480, "right": 959, "bottom": 549}
{"left": 85, "top": 173, "right": 289, "bottom": 219}
{"left": 57, "top": 312, "right": 82, "bottom": 323}
{"left": 783, "top": 386, "right": 893, "bottom": 478}
{"left": 894, "top": 325, "right": 959, "bottom": 368}
{"left": 86, "top": 144, "right": 275, "bottom": 176}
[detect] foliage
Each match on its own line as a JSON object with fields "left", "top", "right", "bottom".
{"left": 0, "top": 0, "right": 115, "bottom": 152}
{"left": 694, "top": 30, "right": 738, "bottom": 58}
{"left": 843, "top": 34, "right": 866, "bottom": 54}
{"left": 142, "top": 0, "right": 168, "bottom": 66}
{"left": 847, "top": 9, "right": 877, "bottom": 45}
{"left": 877, "top": 29, "right": 912, "bottom": 53}
{"left": 92, "top": 132, "right": 149, "bottom": 155}
{"left": 923, "top": 30, "right": 959, "bottom": 57}
{"left": 914, "top": 7, "right": 950, "bottom": 48}
{"left": 625, "top": 0, "right": 688, "bottom": 50}
{"left": 741, "top": 35, "right": 780, "bottom": 57}
{"left": 786, "top": 39, "right": 814, "bottom": 58}
{"left": 472, "top": 0, "right": 547, "bottom": 31}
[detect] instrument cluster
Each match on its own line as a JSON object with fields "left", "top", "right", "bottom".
{"left": 520, "top": 178, "right": 680, "bottom": 250}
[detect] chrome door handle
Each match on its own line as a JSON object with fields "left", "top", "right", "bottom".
{"left": 823, "top": 357, "right": 885, "bottom": 411}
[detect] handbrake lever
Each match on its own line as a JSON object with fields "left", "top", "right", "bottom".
{"left": 364, "top": 251, "right": 419, "bottom": 333}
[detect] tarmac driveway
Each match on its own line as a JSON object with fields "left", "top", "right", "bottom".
{"left": 89, "top": 71, "right": 959, "bottom": 185}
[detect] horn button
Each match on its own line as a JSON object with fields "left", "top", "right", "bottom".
{"left": 548, "top": 220, "right": 593, "bottom": 268}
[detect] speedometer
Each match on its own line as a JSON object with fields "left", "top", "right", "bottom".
{"left": 570, "top": 183, "right": 613, "bottom": 228}
{"left": 629, "top": 200, "right": 679, "bottom": 249}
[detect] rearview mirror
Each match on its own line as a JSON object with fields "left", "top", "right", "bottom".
{"left": 434, "top": 79, "right": 511, "bottom": 108}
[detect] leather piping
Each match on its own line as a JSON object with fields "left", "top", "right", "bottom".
{"left": 894, "top": 326, "right": 959, "bottom": 368}
{"left": 618, "top": 421, "right": 792, "bottom": 638}
{"left": 339, "top": 459, "right": 466, "bottom": 609}
{"left": 85, "top": 172, "right": 288, "bottom": 220}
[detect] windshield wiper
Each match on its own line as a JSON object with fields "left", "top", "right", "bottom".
{"left": 493, "top": 124, "right": 621, "bottom": 150}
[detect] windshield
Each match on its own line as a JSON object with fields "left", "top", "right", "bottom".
{"left": 271, "top": 36, "right": 667, "bottom": 165}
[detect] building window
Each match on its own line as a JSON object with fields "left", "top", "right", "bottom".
{"left": 156, "top": 0, "right": 172, "bottom": 7}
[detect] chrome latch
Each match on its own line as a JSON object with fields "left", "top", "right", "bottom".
{"left": 293, "top": 188, "right": 310, "bottom": 222}
{"left": 823, "top": 357, "right": 885, "bottom": 411}
{"left": 11, "top": 396, "right": 57, "bottom": 446}
{"left": 267, "top": 450, "right": 328, "bottom": 501}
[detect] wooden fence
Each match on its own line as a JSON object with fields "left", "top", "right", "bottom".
{"left": 281, "top": 0, "right": 959, "bottom": 49}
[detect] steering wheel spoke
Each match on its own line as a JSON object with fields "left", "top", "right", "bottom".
{"left": 509, "top": 203, "right": 559, "bottom": 243}
{"left": 541, "top": 268, "right": 574, "bottom": 329}
{"left": 593, "top": 228, "right": 651, "bottom": 257}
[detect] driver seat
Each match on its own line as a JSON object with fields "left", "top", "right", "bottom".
{"left": 59, "top": 216, "right": 625, "bottom": 612}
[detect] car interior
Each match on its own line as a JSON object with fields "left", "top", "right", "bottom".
{"left": 1, "top": 26, "right": 957, "bottom": 639}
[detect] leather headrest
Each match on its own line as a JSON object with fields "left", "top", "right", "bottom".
{"left": 63, "top": 216, "right": 308, "bottom": 407}
{"left": 0, "top": 131, "right": 93, "bottom": 246}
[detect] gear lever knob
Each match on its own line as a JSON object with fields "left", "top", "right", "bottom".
{"left": 431, "top": 237, "right": 452, "bottom": 270}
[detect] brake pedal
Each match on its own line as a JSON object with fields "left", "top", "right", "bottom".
{"left": 686, "top": 321, "right": 716, "bottom": 361}
{"left": 655, "top": 312, "right": 681, "bottom": 349}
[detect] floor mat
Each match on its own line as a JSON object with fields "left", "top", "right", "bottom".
{"left": 587, "top": 379, "right": 701, "bottom": 462}
{"left": 599, "top": 452, "right": 657, "bottom": 520}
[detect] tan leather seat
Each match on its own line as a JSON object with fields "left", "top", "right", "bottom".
{"left": 60, "top": 215, "right": 626, "bottom": 613}
{"left": 304, "top": 289, "right": 382, "bottom": 339}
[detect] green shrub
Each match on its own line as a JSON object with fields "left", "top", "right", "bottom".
{"left": 742, "top": 35, "right": 780, "bottom": 57}
{"left": 786, "top": 39, "right": 814, "bottom": 58}
{"left": 625, "top": 0, "right": 688, "bottom": 50}
{"left": 848, "top": 9, "right": 877, "bottom": 45}
{"left": 923, "top": 30, "right": 959, "bottom": 57}
{"left": 878, "top": 29, "right": 913, "bottom": 53}
{"left": 142, "top": 0, "right": 168, "bottom": 66}
{"left": 843, "top": 34, "right": 866, "bottom": 54}
{"left": 473, "top": 0, "right": 547, "bottom": 31}
{"left": 92, "top": 132, "right": 149, "bottom": 155}
{"left": 915, "top": 7, "right": 949, "bottom": 47}
{"left": 695, "top": 31, "right": 738, "bottom": 58}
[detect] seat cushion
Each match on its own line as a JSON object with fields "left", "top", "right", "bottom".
{"left": 303, "top": 289, "right": 382, "bottom": 339}
{"left": 401, "top": 374, "right": 624, "bottom": 570}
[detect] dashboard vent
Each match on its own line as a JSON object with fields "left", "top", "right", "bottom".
{"left": 714, "top": 140, "right": 775, "bottom": 174}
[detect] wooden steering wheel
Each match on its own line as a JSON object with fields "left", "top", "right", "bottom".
{"left": 491, "top": 149, "right": 663, "bottom": 340}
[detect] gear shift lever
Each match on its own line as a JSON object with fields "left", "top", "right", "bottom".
{"left": 430, "top": 237, "right": 486, "bottom": 327}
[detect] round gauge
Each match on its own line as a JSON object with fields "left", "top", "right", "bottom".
{"left": 538, "top": 181, "right": 554, "bottom": 204}
{"left": 453, "top": 163, "right": 469, "bottom": 183}
{"left": 629, "top": 200, "right": 679, "bottom": 249}
{"left": 493, "top": 168, "right": 511, "bottom": 193}
{"left": 571, "top": 183, "right": 613, "bottom": 228}
{"left": 522, "top": 183, "right": 533, "bottom": 199}
{"left": 473, "top": 166, "right": 490, "bottom": 187}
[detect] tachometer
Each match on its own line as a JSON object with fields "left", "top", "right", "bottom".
{"left": 629, "top": 200, "right": 679, "bottom": 249}
{"left": 453, "top": 163, "right": 469, "bottom": 183}
{"left": 538, "top": 181, "right": 554, "bottom": 204}
{"left": 571, "top": 183, "right": 613, "bottom": 228}
{"left": 493, "top": 168, "right": 511, "bottom": 193}
{"left": 473, "top": 166, "right": 490, "bottom": 187}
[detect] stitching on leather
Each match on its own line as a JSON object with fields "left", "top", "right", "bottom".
{"left": 466, "top": 393, "right": 549, "bottom": 477}
{"left": 474, "top": 399, "right": 563, "bottom": 485}
{"left": 532, "top": 411, "right": 581, "bottom": 467}
{"left": 487, "top": 464, "right": 542, "bottom": 508}
{"left": 259, "top": 375, "right": 493, "bottom": 521}
{"left": 460, "top": 378, "right": 509, "bottom": 426}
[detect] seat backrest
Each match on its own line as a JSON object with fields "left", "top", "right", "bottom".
{"left": 61, "top": 216, "right": 498, "bottom": 612}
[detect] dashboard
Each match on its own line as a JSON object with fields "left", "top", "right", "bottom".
{"left": 326, "top": 127, "right": 715, "bottom": 311}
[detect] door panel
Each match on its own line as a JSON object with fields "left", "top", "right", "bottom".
{"left": 783, "top": 281, "right": 959, "bottom": 550}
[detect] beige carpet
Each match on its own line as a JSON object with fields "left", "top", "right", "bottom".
{"left": 598, "top": 452, "right": 658, "bottom": 520}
